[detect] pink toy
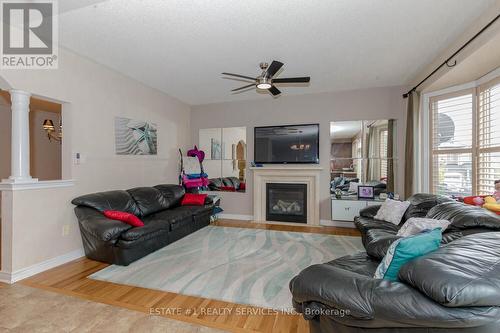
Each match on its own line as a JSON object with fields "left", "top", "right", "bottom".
{"left": 187, "top": 146, "right": 205, "bottom": 162}
{"left": 182, "top": 175, "right": 209, "bottom": 189}
{"left": 472, "top": 196, "right": 485, "bottom": 206}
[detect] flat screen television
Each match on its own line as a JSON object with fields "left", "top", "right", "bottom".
{"left": 254, "top": 124, "right": 320, "bottom": 164}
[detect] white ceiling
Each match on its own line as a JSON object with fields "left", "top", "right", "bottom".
{"left": 330, "top": 121, "right": 362, "bottom": 139}
{"left": 57, "top": 0, "right": 499, "bottom": 105}
{"left": 425, "top": 31, "right": 500, "bottom": 92}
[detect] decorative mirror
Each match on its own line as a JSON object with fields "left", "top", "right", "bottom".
{"left": 199, "top": 127, "right": 247, "bottom": 192}
{"left": 330, "top": 120, "right": 397, "bottom": 197}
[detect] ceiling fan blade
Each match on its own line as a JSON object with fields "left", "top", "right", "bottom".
{"left": 222, "top": 72, "right": 256, "bottom": 81}
{"left": 268, "top": 85, "right": 281, "bottom": 96}
{"left": 273, "top": 77, "right": 310, "bottom": 83}
{"left": 231, "top": 83, "right": 255, "bottom": 92}
{"left": 265, "top": 61, "right": 284, "bottom": 78}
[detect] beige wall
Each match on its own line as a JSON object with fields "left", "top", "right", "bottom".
{"left": 191, "top": 86, "right": 407, "bottom": 220}
{"left": 29, "top": 110, "right": 62, "bottom": 181}
{"left": 0, "top": 48, "right": 190, "bottom": 272}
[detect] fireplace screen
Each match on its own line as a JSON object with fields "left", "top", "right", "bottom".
{"left": 266, "top": 183, "right": 307, "bottom": 223}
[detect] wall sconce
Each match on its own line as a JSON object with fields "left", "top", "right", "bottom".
{"left": 42, "top": 119, "right": 62, "bottom": 143}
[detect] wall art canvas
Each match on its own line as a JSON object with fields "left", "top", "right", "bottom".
{"left": 115, "top": 117, "right": 158, "bottom": 155}
{"left": 211, "top": 138, "right": 223, "bottom": 160}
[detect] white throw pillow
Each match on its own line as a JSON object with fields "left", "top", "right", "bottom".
{"left": 348, "top": 182, "right": 359, "bottom": 193}
{"left": 374, "top": 199, "right": 411, "bottom": 225}
{"left": 397, "top": 217, "right": 451, "bottom": 237}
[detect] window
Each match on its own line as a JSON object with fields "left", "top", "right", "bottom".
{"left": 379, "top": 129, "right": 388, "bottom": 179}
{"left": 429, "top": 76, "right": 500, "bottom": 197}
{"left": 477, "top": 78, "right": 500, "bottom": 194}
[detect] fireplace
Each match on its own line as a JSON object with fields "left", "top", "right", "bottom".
{"left": 266, "top": 183, "right": 307, "bottom": 223}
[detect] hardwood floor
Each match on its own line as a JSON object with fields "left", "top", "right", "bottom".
{"left": 215, "top": 219, "right": 361, "bottom": 236}
{"left": 22, "top": 220, "right": 361, "bottom": 333}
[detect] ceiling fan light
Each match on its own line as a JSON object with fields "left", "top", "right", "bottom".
{"left": 257, "top": 83, "right": 272, "bottom": 90}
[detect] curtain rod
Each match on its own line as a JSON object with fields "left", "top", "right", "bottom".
{"left": 403, "top": 13, "right": 500, "bottom": 98}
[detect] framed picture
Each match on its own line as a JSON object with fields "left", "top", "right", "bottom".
{"left": 358, "top": 185, "right": 375, "bottom": 199}
{"left": 115, "top": 117, "right": 157, "bottom": 155}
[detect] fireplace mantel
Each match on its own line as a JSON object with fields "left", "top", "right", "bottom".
{"left": 250, "top": 166, "right": 323, "bottom": 225}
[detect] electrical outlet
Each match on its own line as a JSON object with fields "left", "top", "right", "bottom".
{"left": 62, "top": 224, "right": 70, "bottom": 236}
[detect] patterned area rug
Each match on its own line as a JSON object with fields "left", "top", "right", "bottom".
{"left": 90, "top": 226, "right": 363, "bottom": 310}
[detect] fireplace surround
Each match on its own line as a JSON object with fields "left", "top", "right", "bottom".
{"left": 251, "top": 165, "right": 322, "bottom": 225}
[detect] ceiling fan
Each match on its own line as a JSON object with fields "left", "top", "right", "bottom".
{"left": 222, "top": 60, "right": 310, "bottom": 96}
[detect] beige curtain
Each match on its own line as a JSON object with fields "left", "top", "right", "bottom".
{"left": 405, "top": 91, "right": 420, "bottom": 198}
{"left": 364, "top": 125, "right": 375, "bottom": 182}
{"left": 387, "top": 119, "right": 395, "bottom": 192}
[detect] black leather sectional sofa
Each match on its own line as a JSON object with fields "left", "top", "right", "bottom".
{"left": 72, "top": 184, "right": 213, "bottom": 266}
{"left": 208, "top": 176, "right": 245, "bottom": 191}
{"left": 290, "top": 193, "right": 500, "bottom": 332}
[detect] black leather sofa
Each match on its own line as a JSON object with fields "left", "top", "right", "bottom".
{"left": 290, "top": 194, "right": 500, "bottom": 332}
{"left": 72, "top": 184, "right": 213, "bottom": 266}
{"left": 208, "top": 176, "right": 245, "bottom": 192}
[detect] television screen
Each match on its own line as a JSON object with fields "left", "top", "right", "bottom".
{"left": 254, "top": 124, "right": 319, "bottom": 164}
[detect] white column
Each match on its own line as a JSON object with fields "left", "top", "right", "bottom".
{"left": 4, "top": 90, "right": 36, "bottom": 183}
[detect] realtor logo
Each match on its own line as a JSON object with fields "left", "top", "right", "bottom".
{"left": 1, "top": 0, "right": 58, "bottom": 69}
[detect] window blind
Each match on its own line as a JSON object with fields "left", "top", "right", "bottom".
{"left": 380, "top": 130, "right": 388, "bottom": 179}
{"left": 431, "top": 94, "right": 473, "bottom": 150}
{"left": 477, "top": 80, "right": 500, "bottom": 194}
{"left": 430, "top": 92, "right": 473, "bottom": 197}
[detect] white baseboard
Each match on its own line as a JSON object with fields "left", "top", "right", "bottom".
{"left": 0, "top": 271, "right": 11, "bottom": 284}
{"left": 0, "top": 248, "right": 85, "bottom": 284}
{"left": 320, "top": 219, "right": 355, "bottom": 228}
{"left": 218, "top": 214, "right": 254, "bottom": 221}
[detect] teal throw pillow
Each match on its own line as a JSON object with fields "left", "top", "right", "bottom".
{"left": 374, "top": 228, "right": 442, "bottom": 281}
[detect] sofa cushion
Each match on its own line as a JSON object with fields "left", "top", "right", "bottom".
{"left": 374, "top": 199, "right": 411, "bottom": 225}
{"left": 354, "top": 216, "right": 399, "bottom": 234}
{"left": 171, "top": 205, "right": 213, "bottom": 216}
{"left": 153, "top": 184, "right": 185, "bottom": 208}
{"left": 149, "top": 208, "right": 193, "bottom": 224}
{"left": 127, "top": 187, "right": 169, "bottom": 216}
{"left": 227, "top": 177, "right": 241, "bottom": 189}
{"left": 358, "top": 204, "right": 381, "bottom": 219}
{"left": 71, "top": 190, "right": 141, "bottom": 215}
{"left": 121, "top": 208, "right": 194, "bottom": 241}
{"left": 397, "top": 217, "right": 451, "bottom": 237}
{"left": 181, "top": 193, "right": 207, "bottom": 206}
{"left": 426, "top": 201, "right": 500, "bottom": 231}
{"left": 399, "top": 232, "right": 500, "bottom": 307}
{"left": 209, "top": 178, "right": 223, "bottom": 190}
{"left": 222, "top": 178, "right": 233, "bottom": 187}
{"left": 403, "top": 193, "right": 454, "bottom": 222}
{"left": 120, "top": 218, "right": 171, "bottom": 241}
{"left": 103, "top": 210, "right": 144, "bottom": 227}
{"left": 374, "top": 228, "right": 442, "bottom": 281}
{"left": 364, "top": 229, "right": 401, "bottom": 260}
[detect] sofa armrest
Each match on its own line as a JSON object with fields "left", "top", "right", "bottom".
{"left": 359, "top": 205, "right": 381, "bottom": 218}
{"left": 74, "top": 206, "right": 132, "bottom": 242}
{"left": 290, "top": 264, "right": 374, "bottom": 319}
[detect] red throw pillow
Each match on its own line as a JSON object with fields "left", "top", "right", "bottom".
{"left": 103, "top": 210, "right": 144, "bottom": 227}
{"left": 220, "top": 186, "right": 236, "bottom": 192}
{"left": 181, "top": 193, "right": 207, "bottom": 206}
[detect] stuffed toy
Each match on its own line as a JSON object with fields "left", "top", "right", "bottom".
{"left": 483, "top": 196, "right": 500, "bottom": 214}
{"left": 187, "top": 146, "right": 205, "bottom": 163}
